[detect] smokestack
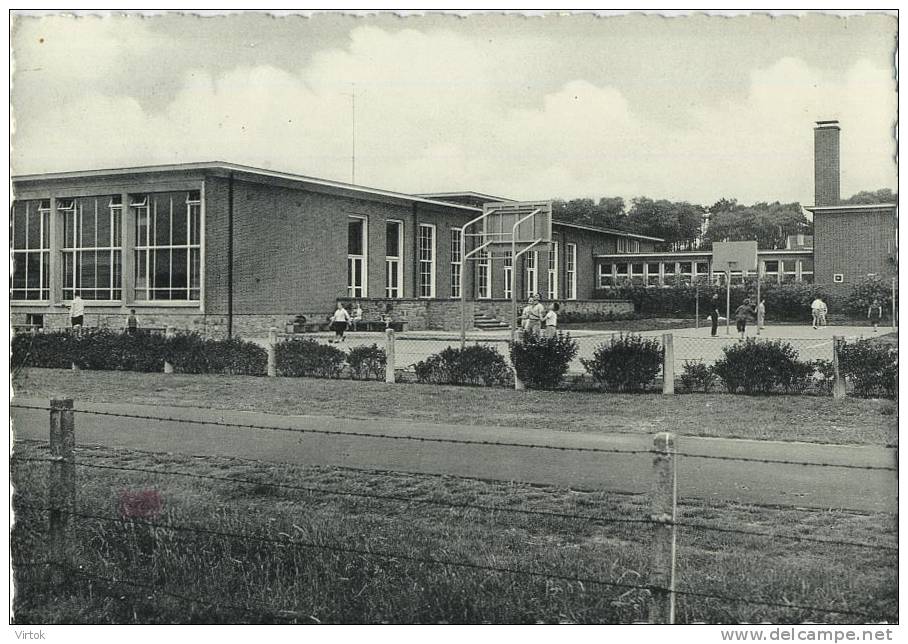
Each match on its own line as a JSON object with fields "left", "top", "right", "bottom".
{"left": 814, "top": 120, "right": 840, "bottom": 206}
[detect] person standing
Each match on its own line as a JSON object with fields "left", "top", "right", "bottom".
{"left": 125, "top": 309, "right": 139, "bottom": 335}
{"left": 543, "top": 302, "right": 560, "bottom": 338}
{"left": 526, "top": 294, "right": 545, "bottom": 336}
{"left": 70, "top": 294, "right": 85, "bottom": 329}
{"left": 351, "top": 303, "right": 364, "bottom": 331}
{"left": 810, "top": 297, "right": 825, "bottom": 329}
{"left": 707, "top": 294, "right": 721, "bottom": 337}
{"left": 868, "top": 297, "right": 883, "bottom": 332}
{"left": 329, "top": 302, "right": 351, "bottom": 343}
{"left": 734, "top": 298, "right": 755, "bottom": 340}
{"left": 756, "top": 298, "right": 766, "bottom": 330}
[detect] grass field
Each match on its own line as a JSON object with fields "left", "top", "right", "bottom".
{"left": 11, "top": 368, "right": 898, "bottom": 446}
{"left": 11, "top": 441, "right": 897, "bottom": 624}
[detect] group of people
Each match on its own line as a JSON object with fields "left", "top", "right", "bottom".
{"left": 520, "top": 294, "right": 560, "bottom": 338}
{"left": 705, "top": 295, "right": 767, "bottom": 340}
{"left": 69, "top": 295, "right": 139, "bottom": 334}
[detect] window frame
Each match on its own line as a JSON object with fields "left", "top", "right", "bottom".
{"left": 450, "top": 227, "right": 463, "bottom": 299}
{"left": 10, "top": 199, "right": 51, "bottom": 302}
{"left": 565, "top": 243, "right": 577, "bottom": 300}
{"left": 347, "top": 215, "right": 368, "bottom": 299}
{"left": 418, "top": 223, "right": 436, "bottom": 299}
{"left": 385, "top": 219, "right": 404, "bottom": 299}
{"left": 547, "top": 241, "right": 559, "bottom": 300}
{"left": 60, "top": 195, "right": 123, "bottom": 302}
{"left": 524, "top": 250, "right": 538, "bottom": 298}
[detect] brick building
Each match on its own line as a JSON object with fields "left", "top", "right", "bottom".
{"left": 10, "top": 163, "right": 647, "bottom": 335}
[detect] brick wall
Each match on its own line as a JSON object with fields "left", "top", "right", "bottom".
{"left": 813, "top": 206, "right": 897, "bottom": 291}
{"left": 814, "top": 124, "right": 840, "bottom": 206}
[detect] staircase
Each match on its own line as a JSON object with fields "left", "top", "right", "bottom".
{"left": 473, "top": 310, "right": 510, "bottom": 330}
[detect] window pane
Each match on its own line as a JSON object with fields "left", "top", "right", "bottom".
{"left": 154, "top": 249, "right": 171, "bottom": 289}
{"left": 26, "top": 253, "right": 41, "bottom": 288}
{"left": 154, "top": 196, "right": 172, "bottom": 246}
{"left": 136, "top": 251, "right": 147, "bottom": 289}
{"left": 386, "top": 221, "right": 400, "bottom": 257}
{"left": 26, "top": 206, "right": 41, "bottom": 249}
{"left": 189, "top": 204, "right": 201, "bottom": 245}
{"left": 190, "top": 248, "right": 201, "bottom": 289}
{"left": 348, "top": 219, "right": 364, "bottom": 255}
{"left": 12, "top": 203, "right": 27, "bottom": 249}
{"left": 12, "top": 253, "right": 27, "bottom": 288}
{"left": 679, "top": 262, "right": 692, "bottom": 273}
{"left": 80, "top": 251, "right": 96, "bottom": 289}
{"left": 172, "top": 198, "right": 188, "bottom": 245}
{"left": 96, "top": 200, "right": 112, "bottom": 246}
{"left": 696, "top": 262, "right": 709, "bottom": 274}
{"left": 172, "top": 249, "right": 188, "bottom": 289}
{"left": 764, "top": 260, "right": 779, "bottom": 272}
{"left": 136, "top": 208, "right": 150, "bottom": 247}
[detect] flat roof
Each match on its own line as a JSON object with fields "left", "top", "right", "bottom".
{"left": 553, "top": 220, "right": 664, "bottom": 242}
{"left": 805, "top": 203, "right": 896, "bottom": 212}
{"left": 595, "top": 248, "right": 813, "bottom": 259}
{"left": 12, "top": 161, "right": 484, "bottom": 213}
{"left": 416, "top": 190, "right": 514, "bottom": 202}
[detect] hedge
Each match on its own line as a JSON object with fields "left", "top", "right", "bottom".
{"left": 712, "top": 339, "right": 815, "bottom": 395}
{"left": 413, "top": 345, "right": 511, "bottom": 387}
{"left": 510, "top": 332, "right": 578, "bottom": 390}
{"left": 581, "top": 334, "right": 662, "bottom": 392}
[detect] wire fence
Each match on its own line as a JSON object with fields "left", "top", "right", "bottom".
{"left": 10, "top": 401, "right": 897, "bottom": 624}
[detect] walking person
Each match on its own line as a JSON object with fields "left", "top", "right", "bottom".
{"left": 543, "top": 302, "right": 560, "bottom": 338}
{"left": 707, "top": 294, "right": 721, "bottom": 337}
{"left": 125, "top": 309, "right": 139, "bottom": 335}
{"left": 70, "top": 294, "right": 85, "bottom": 329}
{"left": 734, "top": 298, "right": 755, "bottom": 340}
{"left": 810, "top": 296, "right": 825, "bottom": 329}
{"left": 756, "top": 298, "right": 766, "bottom": 330}
{"left": 329, "top": 302, "right": 351, "bottom": 343}
{"left": 868, "top": 297, "right": 883, "bottom": 332}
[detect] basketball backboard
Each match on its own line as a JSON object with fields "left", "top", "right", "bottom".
{"left": 482, "top": 201, "right": 552, "bottom": 246}
{"left": 712, "top": 241, "right": 758, "bottom": 273}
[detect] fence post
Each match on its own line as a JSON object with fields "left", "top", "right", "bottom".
{"left": 650, "top": 431, "right": 678, "bottom": 624}
{"left": 662, "top": 333, "right": 674, "bottom": 395}
{"left": 832, "top": 335, "right": 846, "bottom": 399}
{"left": 267, "top": 327, "right": 278, "bottom": 377}
{"left": 385, "top": 328, "right": 396, "bottom": 384}
{"left": 163, "top": 326, "right": 175, "bottom": 374}
{"left": 49, "top": 398, "right": 76, "bottom": 581}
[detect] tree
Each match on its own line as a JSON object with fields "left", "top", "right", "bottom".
{"left": 704, "top": 201, "right": 811, "bottom": 250}
{"left": 551, "top": 197, "right": 627, "bottom": 230}
{"left": 625, "top": 197, "right": 704, "bottom": 249}
{"left": 841, "top": 189, "right": 897, "bottom": 205}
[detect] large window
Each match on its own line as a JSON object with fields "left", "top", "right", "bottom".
{"left": 503, "top": 255, "right": 513, "bottom": 300}
{"left": 565, "top": 243, "right": 576, "bottom": 300}
{"left": 450, "top": 228, "right": 462, "bottom": 299}
{"left": 418, "top": 224, "right": 435, "bottom": 298}
{"left": 385, "top": 220, "right": 403, "bottom": 298}
{"left": 477, "top": 235, "right": 491, "bottom": 300}
{"left": 524, "top": 251, "right": 538, "bottom": 298}
{"left": 61, "top": 196, "right": 123, "bottom": 301}
{"left": 347, "top": 216, "right": 367, "bottom": 298}
{"left": 547, "top": 242, "right": 559, "bottom": 300}
{"left": 10, "top": 199, "right": 50, "bottom": 300}
{"left": 134, "top": 191, "right": 201, "bottom": 301}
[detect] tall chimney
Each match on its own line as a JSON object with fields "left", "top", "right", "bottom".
{"left": 814, "top": 120, "right": 840, "bottom": 206}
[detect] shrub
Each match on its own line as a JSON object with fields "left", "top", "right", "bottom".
{"left": 581, "top": 334, "right": 662, "bottom": 392}
{"left": 811, "top": 359, "right": 836, "bottom": 395}
{"left": 12, "top": 331, "right": 76, "bottom": 370}
{"left": 275, "top": 338, "right": 346, "bottom": 378}
{"left": 164, "top": 333, "right": 266, "bottom": 375}
{"left": 711, "top": 339, "right": 813, "bottom": 394}
{"left": 845, "top": 277, "right": 895, "bottom": 318}
{"left": 413, "top": 345, "right": 511, "bottom": 387}
{"left": 347, "top": 344, "right": 387, "bottom": 380}
{"left": 509, "top": 332, "right": 578, "bottom": 390}
{"left": 558, "top": 310, "right": 635, "bottom": 324}
{"left": 839, "top": 340, "right": 898, "bottom": 399}
{"left": 12, "top": 329, "right": 170, "bottom": 372}
{"left": 680, "top": 360, "right": 716, "bottom": 393}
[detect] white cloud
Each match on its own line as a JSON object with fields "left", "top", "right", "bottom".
{"left": 11, "top": 24, "right": 897, "bottom": 207}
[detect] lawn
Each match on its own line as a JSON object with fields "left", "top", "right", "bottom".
{"left": 11, "top": 441, "right": 897, "bottom": 624}
{"left": 12, "top": 368, "right": 898, "bottom": 447}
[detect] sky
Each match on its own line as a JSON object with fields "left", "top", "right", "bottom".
{"left": 10, "top": 12, "right": 898, "bottom": 207}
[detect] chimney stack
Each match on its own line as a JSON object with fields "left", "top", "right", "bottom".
{"left": 814, "top": 120, "right": 840, "bottom": 206}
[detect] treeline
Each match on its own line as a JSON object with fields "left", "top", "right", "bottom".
{"left": 552, "top": 188, "right": 894, "bottom": 250}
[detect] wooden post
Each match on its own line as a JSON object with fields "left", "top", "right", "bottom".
{"left": 385, "top": 328, "right": 396, "bottom": 384}
{"left": 832, "top": 335, "right": 846, "bottom": 399}
{"left": 49, "top": 398, "right": 76, "bottom": 580}
{"left": 650, "top": 432, "right": 677, "bottom": 624}
{"left": 662, "top": 333, "right": 675, "bottom": 395}
{"left": 163, "top": 326, "right": 175, "bottom": 374}
{"left": 267, "top": 327, "right": 277, "bottom": 377}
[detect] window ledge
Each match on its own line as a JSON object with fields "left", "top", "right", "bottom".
{"left": 11, "top": 301, "right": 51, "bottom": 306}
{"left": 131, "top": 301, "right": 203, "bottom": 308}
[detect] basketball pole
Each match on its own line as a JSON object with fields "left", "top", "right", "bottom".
{"left": 725, "top": 268, "right": 732, "bottom": 336}
{"left": 755, "top": 264, "right": 761, "bottom": 336}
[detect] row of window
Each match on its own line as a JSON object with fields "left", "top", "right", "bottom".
{"left": 598, "top": 259, "right": 815, "bottom": 288}
{"left": 10, "top": 192, "right": 201, "bottom": 302}
{"left": 346, "top": 217, "right": 578, "bottom": 300}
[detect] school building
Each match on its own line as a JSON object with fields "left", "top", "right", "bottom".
{"left": 10, "top": 163, "right": 648, "bottom": 335}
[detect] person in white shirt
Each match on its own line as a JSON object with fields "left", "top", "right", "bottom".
{"left": 810, "top": 298, "right": 827, "bottom": 329}
{"left": 70, "top": 295, "right": 85, "bottom": 328}
{"left": 351, "top": 303, "right": 364, "bottom": 331}
{"left": 543, "top": 302, "right": 560, "bottom": 338}
{"left": 330, "top": 302, "right": 351, "bottom": 343}
{"left": 522, "top": 294, "right": 545, "bottom": 336}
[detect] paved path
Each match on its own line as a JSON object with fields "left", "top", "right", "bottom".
{"left": 11, "top": 398, "right": 896, "bottom": 513}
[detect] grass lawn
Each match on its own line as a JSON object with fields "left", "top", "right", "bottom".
{"left": 11, "top": 441, "right": 896, "bottom": 624}
{"left": 12, "top": 368, "right": 897, "bottom": 447}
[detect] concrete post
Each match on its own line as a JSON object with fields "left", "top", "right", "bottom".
{"left": 49, "top": 398, "right": 75, "bottom": 581}
{"left": 649, "top": 432, "right": 677, "bottom": 624}
{"left": 267, "top": 327, "right": 278, "bottom": 377}
{"left": 385, "top": 328, "right": 396, "bottom": 384}
{"left": 163, "top": 326, "right": 175, "bottom": 374}
{"left": 832, "top": 335, "right": 846, "bottom": 399}
{"left": 662, "top": 333, "right": 675, "bottom": 395}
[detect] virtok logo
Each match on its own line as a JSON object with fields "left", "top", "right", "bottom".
{"left": 14, "top": 631, "right": 47, "bottom": 640}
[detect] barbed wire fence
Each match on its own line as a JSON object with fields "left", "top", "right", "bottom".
{"left": 10, "top": 401, "right": 897, "bottom": 624}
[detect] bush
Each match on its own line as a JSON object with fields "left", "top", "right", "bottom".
{"left": 581, "top": 334, "right": 662, "bottom": 392}
{"left": 509, "top": 332, "right": 578, "bottom": 390}
{"left": 275, "top": 338, "right": 346, "bottom": 378}
{"left": 839, "top": 340, "right": 898, "bottom": 399}
{"left": 164, "top": 333, "right": 266, "bottom": 375}
{"left": 811, "top": 359, "right": 836, "bottom": 395}
{"left": 845, "top": 277, "right": 896, "bottom": 318}
{"left": 12, "top": 329, "right": 170, "bottom": 372}
{"left": 712, "top": 339, "right": 813, "bottom": 394}
{"left": 347, "top": 344, "right": 387, "bottom": 380}
{"left": 414, "top": 345, "right": 511, "bottom": 387}
{"left": 680, "top": 360, "right": 716, "bottom": 393}
{"left": 12, "top": 331, "right": 76, "bottom": 370}
{"left": 558, "top": 310, "right": 635, "bottom": 324}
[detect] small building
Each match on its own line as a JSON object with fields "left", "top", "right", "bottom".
{"left": 10, "top": 163, "right": 650, "bottom": 335}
